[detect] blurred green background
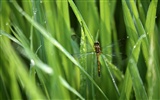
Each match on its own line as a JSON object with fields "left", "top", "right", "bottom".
{"left": 0, "top": 0, "right": 160, "bottom": 100}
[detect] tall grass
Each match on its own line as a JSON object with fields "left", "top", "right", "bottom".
{"left": 0, "top": 0, "right": 160, "bottom": 100}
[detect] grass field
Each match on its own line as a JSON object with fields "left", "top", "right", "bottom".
{"left": 0, "top": 0, "right": 160, "bottom": 100}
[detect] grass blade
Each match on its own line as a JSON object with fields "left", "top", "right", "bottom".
{"left": 145, "top": 0, "right": 160, "bottom": 99}
{"left": 68, "top": 0, "right": 94, "bottom": 48}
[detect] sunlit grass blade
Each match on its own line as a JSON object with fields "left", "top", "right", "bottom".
{"left": 122, "top": 0, "right": 138, "bottom": 45}
{"left": 101, "top": 55, "right": 120, "bottom": 96}
{"left": 68, "top": 0, "right": 94, "bottom": 48}
{"left": 137, "top": 1, "right": 147, "bottom": 25}
{"left": 127, "top": 34, "right": 148, "bottom": 99}
{"left": 119, "top": 34, "right": 148, "bottom": 100}
{"left": 119, "top": 69, "right": 132, "bottom": 100}
{"left": 0, "top": 1, "right": 10, "bottom": 32}
{"left": 79, "top": 21, "right": 87, "bottom": 98}
{"left": 10, "top": 25, "right": 53, "bottom": 74}
{"left": 128, "top": 0, "right": 149, "bottom": 67}
{"left": 59, "top": 76, "right": 85, "bottom": 100}
{"left": 0, "top": 30, "right": 22, "bottom": 46}
{"left": 103, "top": 57, "right": 124, "bottom": 81}
{"left": 100, "top": 1, "right": 112, "bottom": 60}
{"left": 147, "top": 25, "right": 160, "bottom": 99}
{"left": 145, "top": 0, "right": 158, "bottom": 34}
{"left": 1, "top": 29, "right": 53, "bottom": 74}
{"left": 120, "top": 0, "right": 139, "bottom": 99}
{"left": 0, "top": 36, "right": 45, "bottom": 99}
{"left": 75, "top": 0, "right": 99, "bottom": 38}
{"left": 145, "top": 0, "right": 159, "bottom": 99}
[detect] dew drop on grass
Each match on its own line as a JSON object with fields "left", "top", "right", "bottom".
{"left": 40, "top": 0, "right": 43, "bottom": 3}
{"left": 82, "top": 48, "right": 85, "bottom": 51}
{"left": 127, "top": 36, "right": 129, "bottom": 38}
{"left": 18, "top": 8, "right": 23, "bottom": 14}
{"left": 6, "top": 23, "right": 8, "bottom": 26}
{"left": 33, "top": 8, "right": 37, "bottom": 15}
{"left": 30, "top": 59, "right": 35, "bottom": 67}
{"left": 34, "top": 12, "right": 37, "bottom": 15}
{"left": 133, "top": 45, "right": 136, "bottom": 49}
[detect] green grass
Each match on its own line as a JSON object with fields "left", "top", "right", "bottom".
{"left": 0, "top": 0, "right": 160, "bottom": 100}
